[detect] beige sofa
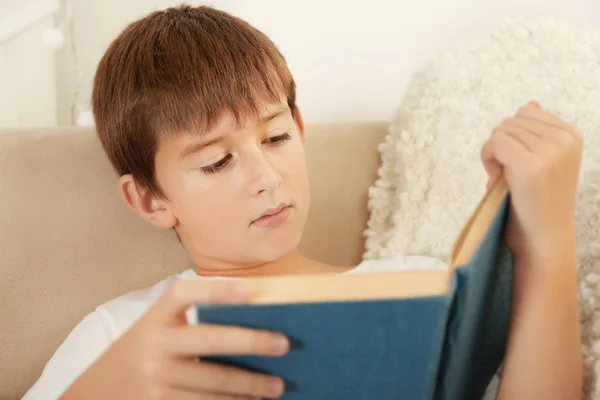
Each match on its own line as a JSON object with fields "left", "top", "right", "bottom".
{"left": 0, "top": 121, "right": 388, "bottom": 399}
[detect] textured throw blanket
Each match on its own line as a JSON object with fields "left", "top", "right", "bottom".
{"left": 364, "top": 17, "right": 600, "bottom": 399}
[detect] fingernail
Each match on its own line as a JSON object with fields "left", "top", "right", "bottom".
{"left": 529, "top": 100, "right": 542, "bottom": 108}
{"left": 272, "top": 336, "right": 290, "bottom": 353}
{"left": 269, "top": 379, "right": 285, "bottom": 396}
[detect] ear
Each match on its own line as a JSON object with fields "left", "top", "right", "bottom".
{"left": 118, "top": 174, "right": 177, "bottom": 229}
{"left": 294, "top": 107, "right": 305, "bottom": 143}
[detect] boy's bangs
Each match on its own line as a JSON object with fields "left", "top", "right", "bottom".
{"left": 136, "top": 11, "right": 296, "bottom": 137}
{"left": 92, "top": 5, "right": 297, "bottom": 196}
{"left": 149, "top": 59, "right": 295, "bottom": 138}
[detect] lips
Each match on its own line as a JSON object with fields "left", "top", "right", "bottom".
{"left": 252, "top": 203, "right": 291, "bottom": 227}
{"left": 259, "top": 203, "right": 288, "bottom": 219}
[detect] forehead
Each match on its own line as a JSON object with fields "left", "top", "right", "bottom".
{"left": 155, "top": 98, "right": 292, "bottom": 163}
{"left": 203, "top": 99, "right": 291, "bottom": 136}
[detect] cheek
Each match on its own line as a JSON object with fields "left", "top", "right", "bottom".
{"left": 286, "top": 144, "right": 309, "bottom": 184}
{"left": 171, "top": 173, "right": 243, "bottom": 229}
{"left": 280, "top": 143, "right": 310, "bottom": 203}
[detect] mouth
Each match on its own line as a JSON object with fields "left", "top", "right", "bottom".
{"left": 252, "top": 203, "right": 291, "bottom": 227}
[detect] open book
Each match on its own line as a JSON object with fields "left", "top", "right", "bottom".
{"left": 194, "top": 177, "right": 513, "bottom": 400}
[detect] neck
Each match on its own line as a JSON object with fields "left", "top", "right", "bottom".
{"left": 191, "top": 250, "right": 353, "bottom": 278}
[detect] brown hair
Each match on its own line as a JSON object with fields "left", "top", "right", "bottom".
{"left": 92, "top": 5, "right": 297, "bottom": 197}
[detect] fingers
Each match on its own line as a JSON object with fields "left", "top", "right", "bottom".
{"left": 480, "top": 139, "right": 503, "bottom": 189}
{"left": 153, "top": 280, "right": 252, "bottom": 325}
{"left": 482, "top": 100, "right": 581, "bottom": 187}
{"left": 515, "top": 102, "right": 582, "bottom": 139}
{"left": 500, "top": 117, "right": 574, "bottom": 149}
{"left": 167, "top": 386, "right": 260, "bottom": 400}
{"left": 165, "top": 358, "right": 285, "bottom": 399}
{"left": 481, "top": 128, "right": 532, "bottom": 179}
{"left": 493, "top": 123, "right": 555, "bottom": 156}
{"left": 165, "top": 324, "right": 289, "bottom": 357}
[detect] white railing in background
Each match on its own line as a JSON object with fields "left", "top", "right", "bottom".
{"left": 0, "top": 0, "right": 60, "bottom": 44}
{"left": 0, "top": 0, "right": 61, "bottom": 127}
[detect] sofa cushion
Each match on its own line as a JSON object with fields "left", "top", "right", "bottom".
{"left": 0, "top": 121, "right": 387, "bottom": 399}
{"left": 363, "top": 18, "right": 600, "bottom": 398}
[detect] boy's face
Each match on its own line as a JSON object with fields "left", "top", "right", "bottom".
{"left": 148, "top": 99, "right": 310, "bottom": 267}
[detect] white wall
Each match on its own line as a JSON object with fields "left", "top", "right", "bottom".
{"left": 29, "top": 0, "right": 600, "bottom": 125}
{"left": 0, "top": 0, "right": 59, "bottom": 127}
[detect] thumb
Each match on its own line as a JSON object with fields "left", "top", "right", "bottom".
{"left": 481, "top": 138, "right": 503, "bottom": 190}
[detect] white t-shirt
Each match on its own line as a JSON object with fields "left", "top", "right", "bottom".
{"left": 23, "top": 254, "right": 497, "bottom": 399}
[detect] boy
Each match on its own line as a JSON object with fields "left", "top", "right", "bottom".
{"left": 25, "top": 5, "right": 582, "bottom": 399}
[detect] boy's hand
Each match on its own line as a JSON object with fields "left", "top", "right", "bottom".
{"left": 481, "top": 100, "right": 583, "bottom": 265}
{"left": 62, "top": 280, "right": 288, "bottom": 400}
{"left": 483, "top": 101, "right": 584, "bottom": 399}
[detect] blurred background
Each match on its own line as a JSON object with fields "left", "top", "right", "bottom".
{"left": 1, "top": 0, "right": 599, "bottom": 127}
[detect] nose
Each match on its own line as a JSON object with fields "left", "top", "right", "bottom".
{"left": 245, "top": 149, "right": 282, "bottom": 196}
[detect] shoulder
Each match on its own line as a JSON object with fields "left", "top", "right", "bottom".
{"left": 347, "top": 252, "right": 448, "bottom": 274}
{"left": 23, "top": 269, "right": 197, "bottom": 399}
{"left": 22, "top": 309, "right": 113, "bottom": 399}
{"left": 99, "top": 268, "right": 199, "bottom": 337}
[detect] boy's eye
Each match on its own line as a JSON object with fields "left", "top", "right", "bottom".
{"left": 200, "top": 154, "right": 233, "bottom": 175}
{"left": 198, "top": 133, "right": 290, "bottom": 175}
{"left": 265, "top": 132, "right": 291, "bottom": 145}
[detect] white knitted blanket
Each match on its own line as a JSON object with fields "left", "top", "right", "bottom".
{"left": 363, "top": 17, "right": 600, "bottom": 399}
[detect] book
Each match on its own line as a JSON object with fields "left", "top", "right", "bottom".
{"left": 194, "top": 177, "right": 513, "bottom": 400}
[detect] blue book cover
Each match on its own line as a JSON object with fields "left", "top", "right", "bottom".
{"left": 195, "top": 179, "right": 513, "bottom": 400}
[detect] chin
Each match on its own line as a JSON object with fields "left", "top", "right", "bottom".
{"left": 260, "top": 236, "right": 301, "bottom": 262}
{"left": 249, "top": 205, "right": 308, "bottom": 262}
{"left": 254, "top": 226, "right": 304, "bottom": 262}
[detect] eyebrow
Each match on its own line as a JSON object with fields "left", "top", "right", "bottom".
{"left": 178, "top": 107, "right": 290, "bottom": 160}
